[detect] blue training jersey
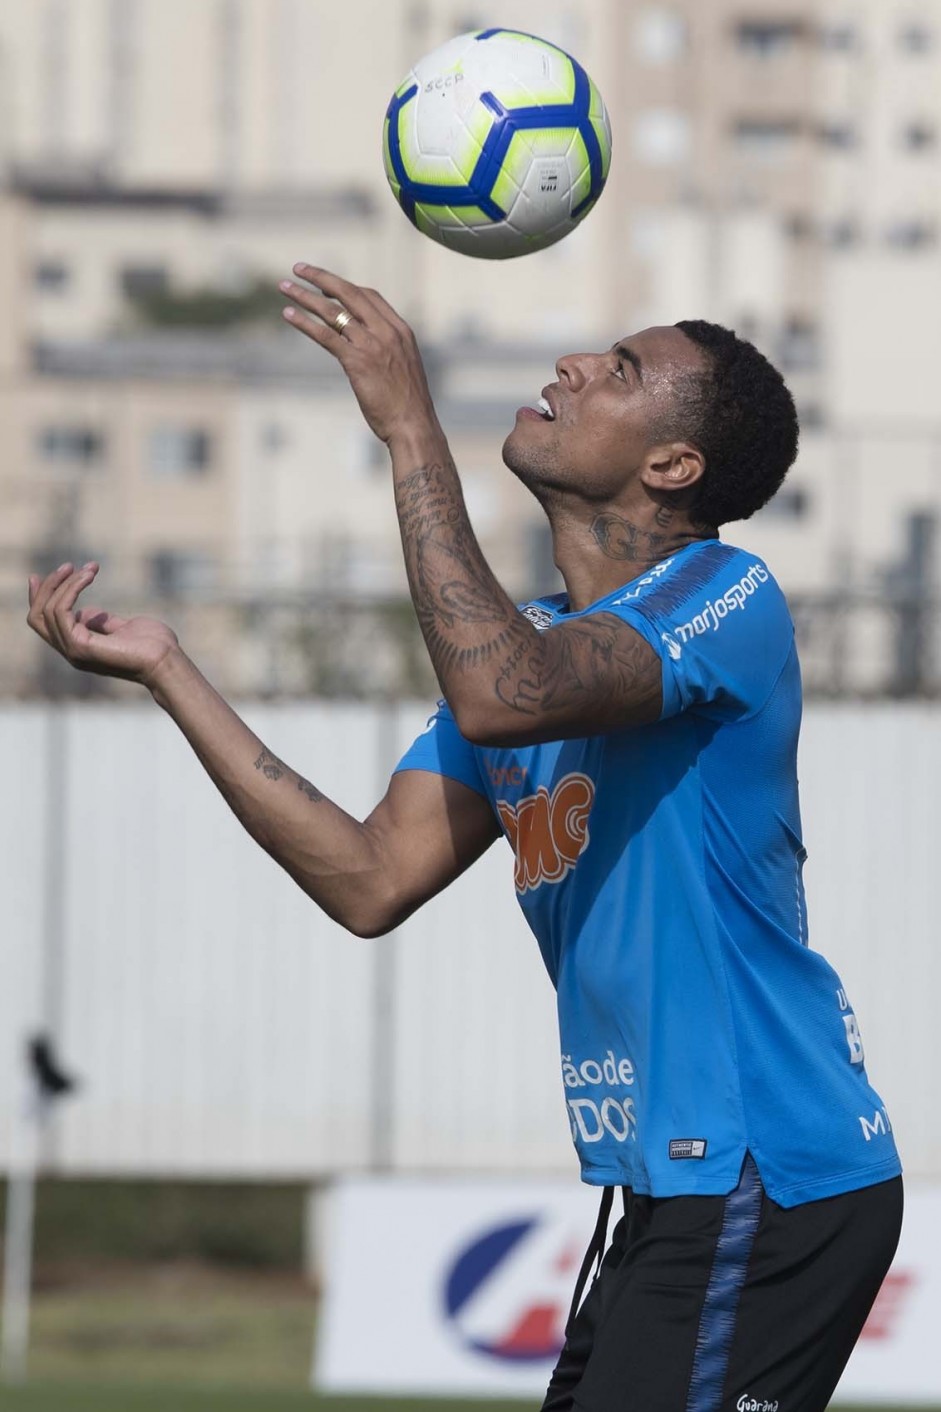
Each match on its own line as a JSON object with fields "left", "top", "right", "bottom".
{"left": 395, "top": 540, "right": 902, "bottom": 1206}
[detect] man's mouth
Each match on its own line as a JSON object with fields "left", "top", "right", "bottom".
{"left": 515, "top": 390, "right": 557, "bottom": 424}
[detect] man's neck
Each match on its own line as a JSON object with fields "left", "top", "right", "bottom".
{"left": 548, "top": 503, "right": 717, "bottom": 613}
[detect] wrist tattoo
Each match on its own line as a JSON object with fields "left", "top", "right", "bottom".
{"left": 395, "top": 461, "right": 515, "bottom": 676}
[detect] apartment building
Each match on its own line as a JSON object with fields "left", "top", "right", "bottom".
{"left": 1, "top": 0, "right": 941, "bottom": 694}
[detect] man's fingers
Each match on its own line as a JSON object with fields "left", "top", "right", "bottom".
{"left": 282, "top": 304, "right": 350, "bottom": 358}
{"left": 47, "top": 565, "right": 99, "bottom": 654}
{"left": 291, "top": 264, "right": 384, "bottom": 329}
{"left": 28, "top": 562, "right": 73, "bottom": 617}
{"left": 27, "top": 563, "right": 75, "bottom": 643}
{"left": 279, "top": 281, "right": 366, "bottom": 342}
{"left": 75, "top": 607, "right": 128, "bottom": 634}
{"left": 358, "top": 285, "right": 411, "bottom": 334}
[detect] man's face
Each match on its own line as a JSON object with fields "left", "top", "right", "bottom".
{"left": 502, "top": 324, "right": 706, "bottom": 504}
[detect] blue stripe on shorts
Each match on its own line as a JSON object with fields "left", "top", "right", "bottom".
{"left": 686, "top": 1154, "right": 764, "bottom": 1412}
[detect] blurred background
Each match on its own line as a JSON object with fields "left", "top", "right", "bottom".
{"left": 2, "top": 0, "right": 940, "bottom": 1408}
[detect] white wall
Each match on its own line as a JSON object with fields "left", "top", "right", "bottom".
{"left": 0, "top": 700, "right": 934, "bottom": 1180}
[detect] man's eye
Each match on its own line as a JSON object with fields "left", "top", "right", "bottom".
{"left": 614, "top": 360, "right": 628, "bottom": 380}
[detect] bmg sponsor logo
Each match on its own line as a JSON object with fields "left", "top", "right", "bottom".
{"left": 497, "top": 772, "right": 594, "bottom": 894}
{"left": 442, "top": 1215, "right": 579, "bottom": 1363}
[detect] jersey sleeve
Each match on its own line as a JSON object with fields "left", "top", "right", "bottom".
{"left": 394, "top": 699, "right": 490, "bottom": 799}
{"left": 608, "top": 549, "right": 795, "bottom": 722}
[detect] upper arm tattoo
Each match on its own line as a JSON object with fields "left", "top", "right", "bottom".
{"left": 392, "top": 459, "right": 661, "bottom": 733}
{"left": 493, "top": 613, "right": 662, "bottom": 726}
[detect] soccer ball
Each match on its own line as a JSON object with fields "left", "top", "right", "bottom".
{"left": 382, "top": 28, "right": 612, "bottom": 259}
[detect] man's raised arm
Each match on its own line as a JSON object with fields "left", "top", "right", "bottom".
{"left": 26, "top": 564, "right": 499, "bottom": 937}
{"left": 279, "top": 266, "right": 663, "bottom": 748}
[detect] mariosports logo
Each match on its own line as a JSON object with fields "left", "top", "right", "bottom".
{"left": 442, "top": 1214, "right": 583, "bottom": 1363}
{"left": 662, "top": 563, "right": 770, "bottom": 660}
{"left": 496, "top": 773, "right": 594, "bottom": 894}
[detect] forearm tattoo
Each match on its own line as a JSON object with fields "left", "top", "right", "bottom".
{"left": 297, "top": 776, "right": 324, "bottom": 803}
{"left": 254, "top": 746, "right": 324, "bottom": 803}
{"left": 394, "top": 462, "right": 661, "bottom": 724}
{"left": 254, "top": 746, "right": 285, "bottom": 780}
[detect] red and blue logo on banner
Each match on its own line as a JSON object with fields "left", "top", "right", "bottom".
{"left": 443, "top": 1216, "right": 582, "bottom": 1362}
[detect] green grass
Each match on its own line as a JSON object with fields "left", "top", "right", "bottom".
{"left": 0, "top": 1385, "right": 535, "bottom": 1412}
{"left": 0, "top": 1384, "right": 320, "bottom": 1411}
{"left": 0, "top": 1387, "right": 929, "bottom": 1412}
{"left": 3, "top": 1263, "right": 538, "bottom": 1408}
{"left": 1, "top": 1177, "right": 307, "bottom": 1269}
{"left": 25, "top": 1265, "right": 313, "bottom": 1388}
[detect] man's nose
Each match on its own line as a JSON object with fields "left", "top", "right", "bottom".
{"left": 555, "top": 351, "right": 600, "bottom": 388}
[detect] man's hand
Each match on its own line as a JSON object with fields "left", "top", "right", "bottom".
{"left": 278, "top": 264, "right": 438, "bottom": 446}
{"left": 27, "top": 563, "right": 179, "bottom": 687}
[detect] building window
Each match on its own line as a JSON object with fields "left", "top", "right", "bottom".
{"left": 148, "top": 427, "right": 211, "bottom": 477}
{"left": 761, "top": 486, "right": 810, "bottom": 520}
{"left": 784, "top": 212, "right": 814, "bottom": 242}
{"left": 38, "top": 426, "right": 104, "bottom": 465}
{"left": 149, "top": 551, "right": 217, "bottom": 596}
{"left": 797, "top": 402, "right": 825, "bottom": 430}
{"left": 818, "top": 21, "right": 858, "bottom": 51}
{"left": 822, "top": 216, "right": 861, "bottom": 248}
{"left": 898, "top": 22, "right": 934, "bottom": 54}
{"left": 633, "top": 108, "right": 691, "bottom": 165}
{"left": 35, "top": 260, "right": 69, "bottom": 291}
{"left": 121, "top": 264, "right": 169, "bottom": 300}
{"left": 734, "top": 19, "right": 807, "bottom": 57}
{"left": 634, "top": 7, "right": 687, "bottom": 64}
{"left": 779, "top": 317, "right": 821, "bottom": 371}
{"left": 902, "top": 121, "right": 936, "bottom": 151}
{"left": 732, "top": 117, "right": 802, "bottom": 159}
{"left": 260, "top": 423, "right": 288, "bottom": 453}
{"left": 886, "top": 219, "right": 937, "bottom": 249}
{"left": 816, "top": 120, "right": 858, "bottom": 149}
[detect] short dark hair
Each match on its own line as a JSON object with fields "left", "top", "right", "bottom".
{"left": 671, "top": 320, "right": 799, "bottom": 527}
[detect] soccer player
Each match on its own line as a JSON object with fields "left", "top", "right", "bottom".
{"left": 27, "top": 266, "right": 902, "bottom": 1412}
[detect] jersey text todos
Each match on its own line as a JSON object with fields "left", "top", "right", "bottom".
{"left": 496, "top": 772, "right": 594, "bottom": 894}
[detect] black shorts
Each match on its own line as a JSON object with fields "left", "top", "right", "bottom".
{"left": 543, "top": 1155, "right": 902, "bottom": 1412}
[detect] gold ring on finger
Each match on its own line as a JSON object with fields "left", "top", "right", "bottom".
{"left": 333, "top": 308, "right": 353, "bottom": 335}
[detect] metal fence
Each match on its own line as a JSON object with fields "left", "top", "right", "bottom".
{"left": 9, "top": 587, "right": 941, "bottom": 702}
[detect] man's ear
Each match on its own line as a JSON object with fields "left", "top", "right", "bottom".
{"left": 640, "top": 442, "right": 705, "bottom": 492}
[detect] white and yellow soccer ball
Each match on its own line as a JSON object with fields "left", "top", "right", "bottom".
{"left": 383, "top": 27, "right": 612, "bottom": 259}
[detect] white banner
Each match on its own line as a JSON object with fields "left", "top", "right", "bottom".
{"left": 314, "top": 1177, "right": 940, "bottom": 1403}
{"left": 315, "top": 1177, "right": 596, "bottom": 1397}
{"left": 836, "top": 1186, "right": 941, "bottom": 1404}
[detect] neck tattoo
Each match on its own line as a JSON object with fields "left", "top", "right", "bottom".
{"left": 590, "top": 511, "right": 668, "bottom": 563}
